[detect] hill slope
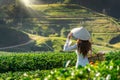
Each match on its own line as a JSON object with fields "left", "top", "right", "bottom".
{"left": 0, "top": 4, "right": 120, "bottom": 52}
{"left": 20, "top": 4, "right": 120, "bottom": 34}
{"left": 0, "top": 27, "right": 30, "bottom": 48}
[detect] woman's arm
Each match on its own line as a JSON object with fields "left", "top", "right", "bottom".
{"left": 63, "top": 33, "right": 77, "bottom": 51}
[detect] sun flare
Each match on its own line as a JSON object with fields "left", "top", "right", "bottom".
{"left": 20, "top": 0, "right": 32, "bottom": 7}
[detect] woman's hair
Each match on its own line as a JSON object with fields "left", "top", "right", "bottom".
{"left": 77, "top": 39, "right": 91, "bottom": 57}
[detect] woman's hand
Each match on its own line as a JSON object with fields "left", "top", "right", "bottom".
{"left": 67, "top": 32, "right": 73, "bottom": 39}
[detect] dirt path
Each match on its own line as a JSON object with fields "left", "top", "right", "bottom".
{"left": 0, "top": 40, "right": 34, "bottom": 50}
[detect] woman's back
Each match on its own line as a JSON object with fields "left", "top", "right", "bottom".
{"left": 75, "top": 50, "right": 89, "bottom": 67}
{"left": 63, "top": 27, "right": 91, "bottom": 68}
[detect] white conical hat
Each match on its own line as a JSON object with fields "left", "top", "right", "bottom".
{"left": 71, "top": 27, "right": 90, "bottom": 40}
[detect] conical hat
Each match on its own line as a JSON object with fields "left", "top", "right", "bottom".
{"left": 71, "top": 27, "right": 90, "bottom": 40}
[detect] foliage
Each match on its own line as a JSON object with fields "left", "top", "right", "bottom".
{"left": 36, "top": 37, "right": 66, "bottom": 51}
{"left": 0, "top": 51, "right": 107, "bottom": 73}
{"left": 105, "top": 51, "right": 120, "bottom": 61}
{"left": 0, "top": 0, "right": 29, "bottom": 21}
{"left": 45, "top": 60, "right": 120, "bottom": 80}
{"left": 0, "top": 52, "right": 76, "bottom": 72}
{"left": 0, "top": 69, "right": 50, "bottom": 80}
{"left": 0, "top": 51, "right": 119, "bottom": 79}
{"left": 0, "top": 60, "right": 119, "bottom": 80}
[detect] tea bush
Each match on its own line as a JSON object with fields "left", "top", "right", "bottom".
{"left": 0, "top": 52, "right": 76, "bottom": 72}
{"left": 45, "top": 60, "right": 120, "bottom": 80}
{"left": 0, "top": 60, "right": 119, "bottom": 80}
{"left": 0, "top": 51, "right": 107, "bottom": 73}
{"left": 105, "top": 51, "right": 120, "bottom": 61}
{"left": 0, "top": 70, "right": 50, "bottom": 80}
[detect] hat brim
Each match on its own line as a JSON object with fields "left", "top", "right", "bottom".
{"left": 71, "top": 27, "right": 90, "bottom": 40}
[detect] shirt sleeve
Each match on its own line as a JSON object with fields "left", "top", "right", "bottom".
{"left": 63, "top": 38, "right": 77, "bottom": 51}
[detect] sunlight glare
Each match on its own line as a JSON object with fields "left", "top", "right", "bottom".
{"left": 21, "top": 0, "right": 32, "bottom": 7}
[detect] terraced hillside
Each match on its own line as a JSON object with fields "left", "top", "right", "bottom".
{"left": 20, "top": 4, "right": 119, "bottom": 33}
{"left": 17, "top": 4, "right": 120, "bottom": 50}
{"left": 1, "top": 4, "right": 120, "bottom": 52}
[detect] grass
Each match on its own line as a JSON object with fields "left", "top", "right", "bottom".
{"left": 28, "top": 33, "right": 118, "bottom": 52}
{"left": 30, "top": 4, "right": 103, "bottom": 18}
{"left": 21, "top": 32, "right": 120, "bottom": 52}
{"left": 92, "top": 33, "right": 120, "bottom": 45}
{"left": 22, "top": 4, "right": 120, "bottom": 34}
{"left": 24, "top": 3, "right": 119, "bottom": 34}
{"left": 92, "top": 45, "right": 114, "bottom": 53}
{"left": 28, "top": 33, "right": 47, "bottom": 44}
{"left": 0, "top": 31, "right": 119, "bottom": 52}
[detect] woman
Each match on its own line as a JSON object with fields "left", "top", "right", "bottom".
{"left": 63, "top": 27, "right": 92, "bottom": 68}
